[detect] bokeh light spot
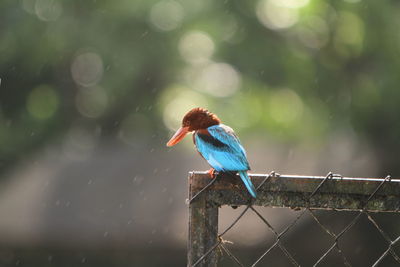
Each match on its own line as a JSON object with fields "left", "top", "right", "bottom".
{"left": 21, "top": 0, "right": 36, "bottom": 14}
{"left": 220, "top": 15, "right": 239, "bottom": 42}
{"left": 179, "top": 31, "right": 215, "bottom": 65}
{"left": 162, "top": 89, "right": 207, "bottom": 131}
{"left": 336, "top": 11, "right": 364, "bottom": 46}
{"left": 63, "top": 124, "right": 100, "bottom": 161}
{"left": 276, "top": 0, "right": 310, "bottom": 8}
{"left": 149, "top": 0, "right": 185, "bottom": 32}
{"left": 269, "top": 89, "right": 303, "bottom": 124}
{"left": 75, "top": 87, "right": 108, "bottom": 118}
{"left": 297, "top": 16, "right": 329, "bottom": 49}
{"left": 27, "top": 85, "right": 59, "bottom": 120}
{"left": 256, "top": 0, "right": 303, "bottom": 31}
{"left": 71, "top": 52, "right": 104, "bottom": 87}
{"left": 193, "top": 62, "right": 241, "bottom": 97}
{"left": 334, "top": 11, "right": 364, "bottom": 56}
{"left": 35, "top": 0, "right": 62, "bottom": 21}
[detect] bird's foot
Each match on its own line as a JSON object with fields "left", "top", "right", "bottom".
{"left": 207, "top": 168, "right": 218, "bottom": 178}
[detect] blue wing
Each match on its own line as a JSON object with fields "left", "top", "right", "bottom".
{"left": 194, "top": 124, "right": 250, "bottom": 172}
{"left": 194, "top": 124, "right": 256, "bottom": 198}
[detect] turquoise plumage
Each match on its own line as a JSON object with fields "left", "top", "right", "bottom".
{"left": 194, "top": 124, "right": 257, "bottom": 198}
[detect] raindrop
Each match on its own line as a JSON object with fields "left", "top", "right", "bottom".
{"left": 141, "top": 31, "right": 149, "bottom": 38}
{"left": 103, "top": 232, "right": 108, "bottom": 237}
{"left": 133, "top": 176, "right": 144, "bottom": 185}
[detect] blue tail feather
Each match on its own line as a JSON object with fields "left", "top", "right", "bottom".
{"left": 238, "top": 171, "right": 257, "bottom": 198}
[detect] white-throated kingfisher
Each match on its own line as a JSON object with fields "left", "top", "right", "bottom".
{"left": 166, "top": 107, "right": 257, "bottom": 198}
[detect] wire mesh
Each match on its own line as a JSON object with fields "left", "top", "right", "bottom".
{"left": 188, "top": 171, "right": 400, "bottom": 267}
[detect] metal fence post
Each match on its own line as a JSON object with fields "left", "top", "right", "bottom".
{"left": 186, "top": 172, "right": 400, "bottom": 266}
{"left": 188, "top": 172, "right": 218, "bottom": 267}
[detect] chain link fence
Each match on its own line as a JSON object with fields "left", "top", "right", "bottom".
{"left": 187, "top": 171, "right": 400, "bottom": 267}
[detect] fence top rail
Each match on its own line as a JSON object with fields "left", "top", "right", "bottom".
{"left": 189, "top": 171, "right": 400, "bottom": 212}
{"left": 190, "top": 171, "right": 400, "bottom": 183}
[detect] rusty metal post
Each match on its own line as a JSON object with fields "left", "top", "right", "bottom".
{"left": 188, "top": 172, "right": 219, "bottom": 267}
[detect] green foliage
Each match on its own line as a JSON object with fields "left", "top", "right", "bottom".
{"left": 1, "top": 0, "right": 400, "bottom": 173}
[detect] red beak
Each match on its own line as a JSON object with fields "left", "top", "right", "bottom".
{"left": 166, "top": 126, "right": 190, "bottom": 147}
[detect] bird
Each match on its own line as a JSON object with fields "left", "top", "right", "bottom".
{"left": 166, "top": 107, "right": 257, "bottom": 198}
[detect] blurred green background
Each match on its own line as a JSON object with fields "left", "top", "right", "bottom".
{"left": 1, "top": 0, "right": 400, "bottom": 266}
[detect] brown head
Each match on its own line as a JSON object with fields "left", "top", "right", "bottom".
{"left": 166, "top": 107, "right": 221, "bottom": 147}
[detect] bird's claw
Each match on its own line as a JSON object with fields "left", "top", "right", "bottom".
{"left": 207, "top": 168, "right": 218, "bottom": 178}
